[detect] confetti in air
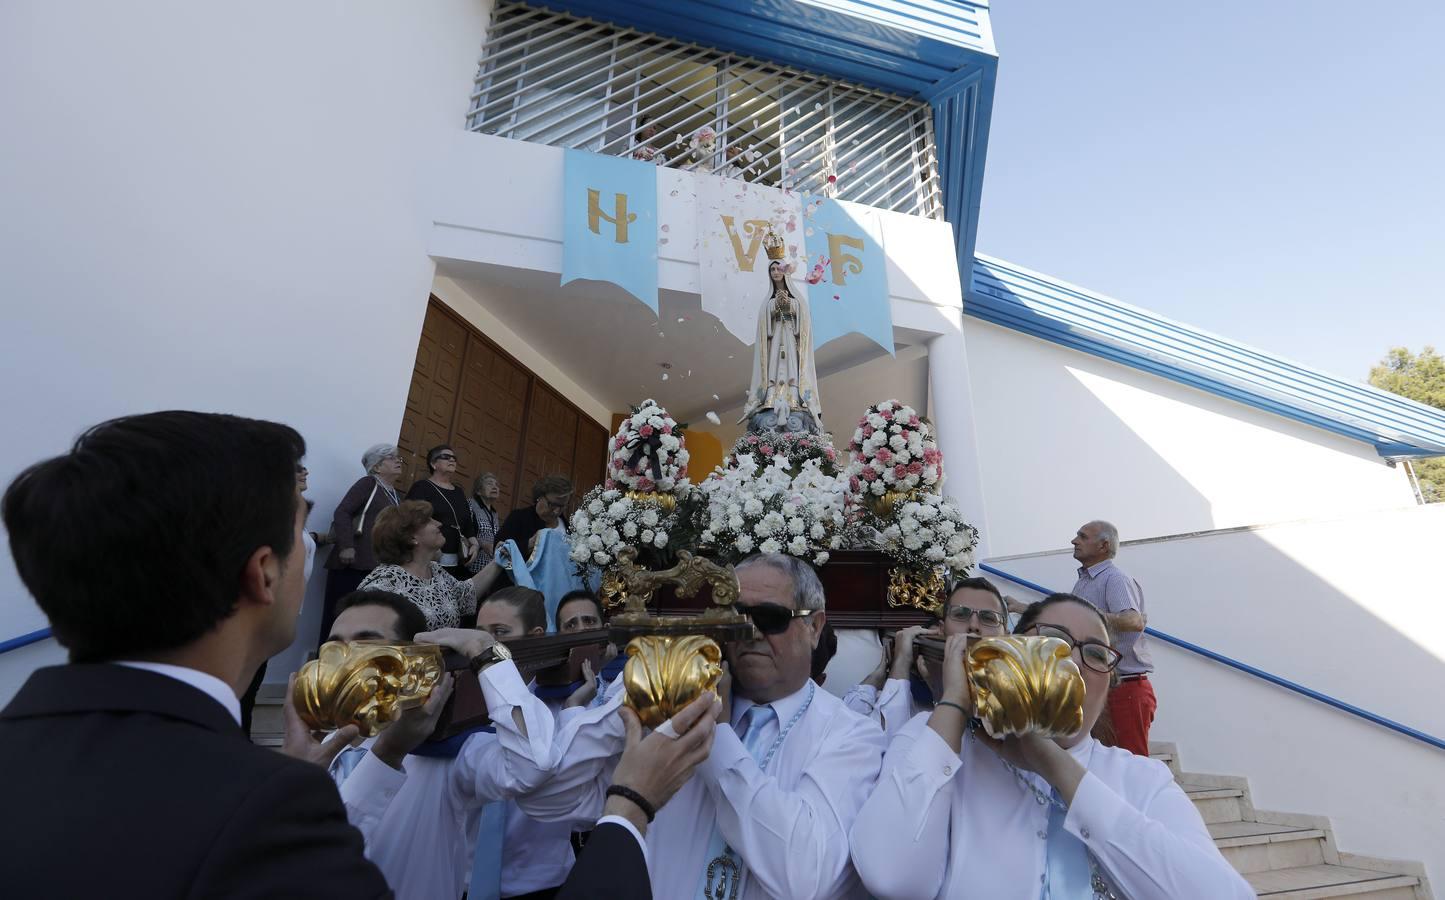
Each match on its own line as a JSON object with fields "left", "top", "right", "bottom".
{"left": 706, "top": 411, "right": 721, "bottom": 425}
{"left": 676, "top": 317, "right": 687, "bottom": 323}
{"left": 661, "top": 373, "right": 669, "bottom": 381}
{"left": 712, "top": 393, "right": 720, "bottom": 400}
{"left": 661, "top": 224, "right": 670, "bottom": 232}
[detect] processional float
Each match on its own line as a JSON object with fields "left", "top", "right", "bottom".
{"left": 295, "top": 229, "right": 1084, "bottom": 741}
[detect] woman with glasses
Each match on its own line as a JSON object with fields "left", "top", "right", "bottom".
{"left": 851, "top": 592, "right": 1251, "bottom": 899}
{"left": 320, "top": 443, "right": 405, "bottom": 644}
{"left": 844, "top": 577, "right": 1010, "bottom": 739}
{"left": 405, "top": 444, "right": 479, "bottom": 582}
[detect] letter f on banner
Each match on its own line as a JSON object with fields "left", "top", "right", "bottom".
{"left": 561, "top": 149, "right": 658, "bottom": 313}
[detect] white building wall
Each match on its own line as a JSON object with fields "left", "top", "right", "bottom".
{"left": 963, "top": 320, "right": 1415, "bottom": 557}
{"left": 0, "top": 0, "right": 496, "bottom": 701}
{"left": 986, "top": 504, "right": 1445, "bottom": 887}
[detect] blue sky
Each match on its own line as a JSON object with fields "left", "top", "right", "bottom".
{"left": 975, "top": 1, "right": 1445, "bottom": 383}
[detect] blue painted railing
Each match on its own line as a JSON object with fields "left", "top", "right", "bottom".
{"left": 979, "top": 562, "right": 1445, "bottom": 754}
{"left": 0, "top": 626, "right": 53, "bottom": 655}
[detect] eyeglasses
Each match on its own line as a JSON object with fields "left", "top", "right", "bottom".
{"left": 542, "top": 497, "right": 569, "bottom": 511}
{"left": 944, "top": 604, "right": 1005, "bottom": 628}
{"left": 434, "top": 454, "right": 457, "bottom": 462}
{"left": 1020, "top": 623, "right": 1122, "bottom": 673}
{"left": 734, "top": 602, "right": 818, "bottom": 636}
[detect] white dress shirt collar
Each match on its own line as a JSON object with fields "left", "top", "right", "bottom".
{"left": 114, "top": 661, "right": 242, "bottom": 725}
{"left": 731, "top": 678, "right": 812, "bottom": 729}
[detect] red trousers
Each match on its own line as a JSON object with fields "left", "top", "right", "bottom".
{"left": 1106, "top": 677, "right": 1157, "bottom": 757}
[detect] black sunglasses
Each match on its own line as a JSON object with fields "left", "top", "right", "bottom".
{"left": 1020, "top": 623, "right": 1122, "bottom": 673}
{"left": 433, "top": 454, "right": 457, "bottom": 462}
{"left": 734, "top": 602, "right": 818, "bottom": 636}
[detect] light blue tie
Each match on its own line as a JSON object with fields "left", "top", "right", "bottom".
{"left": 1043, "top": 788, "right": 1094, "bottom": 898}
{"left": 334, "top": 746, "right": 367, "bottom": 781}
{"left": 695, "top": 704, "right": 776, "bottom": 900}
{"left": 468, "top": 801, "right": 507, "bottom": 900}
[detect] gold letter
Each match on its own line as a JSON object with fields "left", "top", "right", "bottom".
{"left": 827, "top": 233, "right": 866, "bottom": 285}
{"left": 719, "top": 216, "right": 773, "bottom": 272}
{"left": 588, "top": 189, "right": 636, "bottom": 243}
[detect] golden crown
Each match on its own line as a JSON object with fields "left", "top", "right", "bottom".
{"left": 763, "top": 230, "right": 786, "bottom": 261}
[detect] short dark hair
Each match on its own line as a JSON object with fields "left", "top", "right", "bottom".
{"left": 945, "top": 577, "right": 1006, "bottom": 618}
{"left": 810, "top": 623, "right": 838, "bottom": 682}
{"left": 1014, "top": 592, "right": 1112, "bottom": 644}
{"left": 333, "top": 590, "right": 427, "bottom": 641}
{"left": 531, "top": 474, "right": 573, "bottom": 501}
{"left": 2, "top": 411, "right": 304, "bottom": 663}
{"left": 371, "top": 501, "right": 433, "bottom": 565}
{"left": 555, "top": 589, "right": 603, "bottom": 630}
{"left": 426, "top": 444, "right": 454, "bottom": 474}
{"left": 482, "top": 586, "right": 547, "bottom": 633}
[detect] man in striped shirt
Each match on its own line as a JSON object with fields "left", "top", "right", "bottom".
{"left": 1069, "top": 519, "right": 1156, "bottom": 756}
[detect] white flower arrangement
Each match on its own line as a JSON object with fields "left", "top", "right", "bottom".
{"left": 874, "top": 491, "right": 980, "bottom": 577}
{"left": 568, "top": 486, "right": 682, "bottom": 569}
{"left": 729, "top": 429, "right": 840, "bottom": 475}
{"left": 694, "top": 454, "right": 851, "bottom": 566}
{"left": 606, "top": 398, "right": 690, "bottom": 494}
{"left": 844, "top": 400, "right": 943, "bottom": 497}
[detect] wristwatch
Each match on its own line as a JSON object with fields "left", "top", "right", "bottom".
{"left": 469, "top": 641, "right": 512, "bottom": 673}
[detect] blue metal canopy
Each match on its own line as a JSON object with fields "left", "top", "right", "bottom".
{"left": 537, "top": 0, "right": 997, "bottom": 276}
{"left": 968, "top": 255, "right": 1445, "bottom": 459}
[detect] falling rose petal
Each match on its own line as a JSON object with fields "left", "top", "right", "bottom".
{"left": 848, "top": 162, "right": 858, "bottom": 174}
{"left": 814, "top": 102, "right": 823, "bottom": 111}
{"left": 676, "top": 316, "right": 687, "bottom": 323}
{"left": 712, "top": 393, "right": 720, "bottom": 400}
{"left": 658, "top": 331, "right": 666, "bottom": 337}
{"left": 669, "top": 189, "right": 679, "bottom": 197}
{"left": 827, "top": 175, "right": 837, "bottom": 184}
{"left": 805, "top": 227, "right": 814, "bottom": 236}
{"left": 661, "top": 224, "right": 670, "bottom": 232}
{"left": 661, "top": 373, "right": 669, "bottom": 381}
{"left": 706, "top": 411, "right": 721, "bottom": 425}
{"left": 686, "top": 369, "right": 692, "bottom": 376}
{"left": 833, "top": 294, "right": 841, "bottom": 301}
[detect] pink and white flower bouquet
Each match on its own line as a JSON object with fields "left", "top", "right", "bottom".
{"left": 845, "top": 400, "right": 942, "bottom": 497}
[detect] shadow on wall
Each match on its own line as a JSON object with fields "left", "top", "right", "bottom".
{"left": 986, "top": 507, "right": 1445, "bottom": 881}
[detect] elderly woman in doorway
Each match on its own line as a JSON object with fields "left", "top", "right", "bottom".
{"left": 466, "top": 470, "right": 502, "bottom": 575}
{"left": 319, "top": 443, "right": 404, "bottom": 645}
{"left": 358, "top": 500, "right": 503, "bottom": 631}
{"left": 406, "top": 444, "right": 479, "bottom": 582}
{"left": 851, "top": 593, "right": 1252, "bottom": 900}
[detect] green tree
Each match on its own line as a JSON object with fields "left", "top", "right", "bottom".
{"left": 1369, "top": 346, "right": 1445, "bottom": 502}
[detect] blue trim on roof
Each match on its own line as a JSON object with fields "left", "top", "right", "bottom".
{"left": 967, "top": 256, "right": 1445, "bottom": 459}
{"left": 532, "top": 0, "right": 997, "bottom": 281}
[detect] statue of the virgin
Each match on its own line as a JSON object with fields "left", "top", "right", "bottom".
{"left": 739, "top": 234, "right": 824, "bottom": 433}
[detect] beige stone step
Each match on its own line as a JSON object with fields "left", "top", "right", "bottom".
{"left": 1210, "top": 821, "right": 1328, "bottom": 874}
{"left": 1246, "top": 863, "right": 1422, "bottom": 899}
{"left": 1181, "top": 781, "right": 1247, "bottom": 824}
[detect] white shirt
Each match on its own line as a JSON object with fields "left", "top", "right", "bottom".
{"left": 114, "top": 661, "right": 240, "bottom": 725}
{"left": 331, "top": 659, "right": 561, "bottom": 900}
{"left": 517, "top": 680, "right": 887, "bottom": 899}
{"left": 841, "top": 677, "right": 918, "bottom": 741}
{"left": 850, "top": 713, "right": 1254, "bottom": 900}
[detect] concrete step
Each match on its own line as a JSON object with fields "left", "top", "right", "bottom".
{"left": 1209, "top": 821, "right": 1327, "bottom": 874}
{"left": 1180, "top": 781, "right": 1246, "bottom": 824}
{"left": 1246, "top": 863, "right": 1422, "bottom": 899}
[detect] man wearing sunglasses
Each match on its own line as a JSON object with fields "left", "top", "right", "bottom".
{"left": 844, "top": 577, "right": 1010, "bottom": 740}
{"left": 1067, "top": 520, "right": 1156, "bottom": 757}
{"left": 510, "top": 553, "right": 886, "bottom": 899}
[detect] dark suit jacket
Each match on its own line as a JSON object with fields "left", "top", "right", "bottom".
{"left": 557, "top": 820, "right": 651, "bottom": 900}
{"left": 0, "top": 664, "right": 391, "bottom": 899}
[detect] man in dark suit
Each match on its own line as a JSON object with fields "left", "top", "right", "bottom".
{"left": 558, "top": 691, "right": 719, "bottom": 900}
{"left": 0, "top": 411, "right": 390, "bottom": 898}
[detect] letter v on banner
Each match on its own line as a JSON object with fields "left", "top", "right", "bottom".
{"left": 561, "top": 148, "right": 658, "bottom": 313}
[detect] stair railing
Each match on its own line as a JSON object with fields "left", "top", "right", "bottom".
{"left": 979, "top": 562, "right": 1445, "bottom": 753}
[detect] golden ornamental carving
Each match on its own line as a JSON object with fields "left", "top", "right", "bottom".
{"left": 612, "top": 546, "right": 740, "bottom": 617}
{"left": 865, "top": 488, "right": 919, "bottom": 520}
{"left": 621, "top": 634, "right": 725, "bottom": 728}
{"left": 967, "top": 636, "right": 1084, "bottom": 739}
{"left": 293, "top": 640, "right": 444, "bottom": 737}
{"left": 886, "top": 566, "right": 945, "bottom": 615}
{"left": 599, "top": 567, "right": 627, "bottom": 612}
{"left": 625, "top": 489, "right": 677, "bottom": 512}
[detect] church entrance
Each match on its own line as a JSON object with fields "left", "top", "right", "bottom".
{"left": 396, "top": 297, "right": 609, "bottom": 515}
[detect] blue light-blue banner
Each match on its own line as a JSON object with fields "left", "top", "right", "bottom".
{"left": 801, "top": 197, "right": 893, "bottom": 355}
{"left": 561, "top": 149, "right": 658, "bottom": 313}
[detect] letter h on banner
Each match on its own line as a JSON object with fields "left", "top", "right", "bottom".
{"left": 561, "top": 149, "right": 658, "bottom": 313}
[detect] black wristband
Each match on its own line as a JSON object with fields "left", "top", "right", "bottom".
{"left": 605, "top": 784, "right": 657, "bottom": 823}
{"left": 935, "top": 700, "right": 969, "bottom": 716}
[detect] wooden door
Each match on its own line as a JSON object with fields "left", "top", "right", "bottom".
{"left": 397, "top": 298, "right": 609, "bottom": 519}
